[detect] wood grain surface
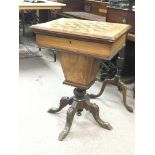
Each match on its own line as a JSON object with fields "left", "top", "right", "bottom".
{"left": 59, "top": 51, "right": 101, "bottom": 89}
{"left": 36, "top": 34, "right": 126, "bottom": 59}
{"left": 31, "top": 18, "right": 130, "bottom": 42}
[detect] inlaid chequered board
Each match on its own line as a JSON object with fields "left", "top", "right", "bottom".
{"left": 31, "top": 18, "right": 130, "bottom": 41}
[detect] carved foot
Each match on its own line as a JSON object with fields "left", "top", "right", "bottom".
{"left": 89, "top": 79, "right": 116, "bottom": 98}
{"left": 86, "top": 102, "right": 112, "bottom": 130}
{"left": 48, "top": 97, "right": 71, "bottom": 113}
{"left": 58, "top": 101, "right": 78, "bottom": 141}
{"left": 119, "top": 80, "right": 133, "bottom": 113}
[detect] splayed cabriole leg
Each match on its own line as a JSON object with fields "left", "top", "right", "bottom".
{"left": 89, "top": 77, "right": 133, "bottom": 113}
{"left": 58, "top": 101, "right": 78, "bottom": 141}
{"left": 47, "top": 97, "right": 72, "bottom": 113}
{"left": 119, "top": 80, "right": 133, "bottom": 112}
{"left": 85, "top": 101, "right": 112, "bottom": 130}
{"left": 89, "top": 79, "right": 116, "bottom": 98}
{"left": 89, "top": 46, "right": 134, "bottom": 113}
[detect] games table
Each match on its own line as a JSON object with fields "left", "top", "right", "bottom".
{"left": 31, "top": 18, "right": 130, "bottom": 141}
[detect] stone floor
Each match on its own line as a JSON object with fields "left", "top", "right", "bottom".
{"left": 19, "top": 26, "right": 135, "bottom": 155}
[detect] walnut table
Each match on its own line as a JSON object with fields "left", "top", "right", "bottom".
{"left": 31, "top": 18, "right": 130, "bottom": 141}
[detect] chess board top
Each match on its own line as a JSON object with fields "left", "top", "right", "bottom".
{"left": 31, "top": 18, "right": 131, "bottom": 43}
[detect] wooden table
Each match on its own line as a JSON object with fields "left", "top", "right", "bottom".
{"left": 19, "top": 0, "right": 65, "bottom": 35}
{"left": 31, "top": 18, "right": 130, "bottom": 141}
{"left": 19, "top": 0, "right": 65, "bottom": 10}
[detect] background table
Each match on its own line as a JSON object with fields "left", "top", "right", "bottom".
{"left": 19, "top": 0, "right": 66, "bottom": 35}
{"left": 19, "top": 0, "right": 65, "bottom": 10}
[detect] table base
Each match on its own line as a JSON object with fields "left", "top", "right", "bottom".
{"left": 48, "top": 88, "right": 112, "bottom": 141}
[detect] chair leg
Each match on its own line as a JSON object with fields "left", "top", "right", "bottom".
{"left": 133, "top": 84, "right": 135, "bottom": 98}
{"left": 53, "top": 50, "right": 56, "bottom": 62}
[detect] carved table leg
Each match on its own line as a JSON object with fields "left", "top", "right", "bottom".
{"left": 58, "top": 101, "right": 78, "bottom": 141}
{"left": 48, "top": 97, "right": 72, "bottom": 113}
{"left": 89, "top": 79, "right": 116, "bottom": 98}
{"left": 119, "top": 80, "right": 133, "bottom": 112}
{"left": 85, "top": 101, "right": 112, "bottom": 130}
{"left": 89, "top": 46, "right": 133, "bottom": 113}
